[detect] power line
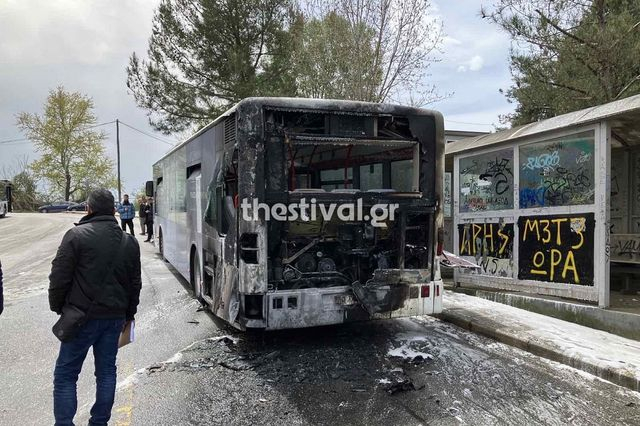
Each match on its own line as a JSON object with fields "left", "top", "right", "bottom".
{"left": 0, "top": 137, "right": 30, "bottom": 145}
{"left": 0, "top": 141, "right": 32, "bottom": 147}
{"left": 86, "top": 120, "right": 116, "bottom": 130}
{"left": 118, "top": 121, "right": 175, "bottom": 146}
{"left": 0, "top": 120, "right": 117, "bottom": 145}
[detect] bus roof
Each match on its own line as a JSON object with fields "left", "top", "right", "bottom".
{"left": 155, "top": 97, "right": 443, "bottom": 164}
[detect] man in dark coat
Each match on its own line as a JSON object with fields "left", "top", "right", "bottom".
{"left": 144, "top": 197, "right": 154, "bottom": 242}
{"left": 138, "top": 197, "right": 147, "bottom": 236}
{"left": 49, "top": 189, "right": 142, "bottom": 426}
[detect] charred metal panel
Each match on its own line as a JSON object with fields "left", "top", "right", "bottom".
{"left": 266, "top": 289, "right": 346, "bottom": 329}
{"left": 217, "top": 263, "right": 240, "bottom": 324}
{"left": 352, "top": 269, "right": 431, "bottom": 315}
{"left": 265, "top": 286, "right": 371, "bottom": 329}
{"left": 199, "top": 121, "right": 228, "bottom": 323}
{"left": 408, "top": 113, "right": 441, "bottom": 206}
{"left": 352, "top": 281, "right": 409, "bottom": 315}
{"left": 264, "top": 279, "right": 440, "bottom": 330}
{"left": 236, "top": 102, "right": 268, "bottom": 294}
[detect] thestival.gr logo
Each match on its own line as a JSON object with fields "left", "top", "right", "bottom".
{"left": 239, "top": 198, "right": 400, "bottom": 228}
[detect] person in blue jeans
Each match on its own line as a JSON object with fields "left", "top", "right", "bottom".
{"left": 49, "top": 189, "right": 141, "bottom": 426}
{"left": 54, "top": 319, "right": 125, "bottom": 425}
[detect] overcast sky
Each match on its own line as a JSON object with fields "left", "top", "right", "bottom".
{"left": 0, "top": 0, "right": 514, "bottom": 199}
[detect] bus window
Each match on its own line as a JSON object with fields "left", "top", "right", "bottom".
{"left": 205, "top": 182, "right": 230, "bottom": 236}
{"left": 359, "top": 163, "right": 383, "bottom": 191}
{"left": 391, "top": 159, "right": 413, "bottom": 192}
{"left": 204, "top": 181, "right": 218, "bottom": 228}
{"left": 320, "top": 168, "right": 353, "bottom": 190}
{"left": 295, "top": 173, "right": 311, "bottom": 189}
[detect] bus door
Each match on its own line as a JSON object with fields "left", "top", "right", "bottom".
{"left": 187, "top": 169, "right": 204, "bottom": 297}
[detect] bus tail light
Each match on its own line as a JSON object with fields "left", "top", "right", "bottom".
{"left": 421, "top": 285, "right": 430, "bottom": 298}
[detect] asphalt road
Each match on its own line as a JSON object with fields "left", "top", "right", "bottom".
{"left": 1, "top": 213, "right": 640, "bottom": 425}
{"left": 0, "top": 213, "right": 214, "bottom": 426}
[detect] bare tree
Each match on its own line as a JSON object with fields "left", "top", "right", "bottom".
{"left": 300, "top": 0, "right": 445, "bottom": 105}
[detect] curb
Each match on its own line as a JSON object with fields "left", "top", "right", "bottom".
{"left": 437, "top": 309, "right": 640, "bottom": 392}
{"left": 444, "top": 285, "right": 640, "bottom": 341}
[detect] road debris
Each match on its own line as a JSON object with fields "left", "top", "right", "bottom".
{"left": 384, "top": 378, "right": 416, "bottom": 395}
{"left": 146, "top": 364, "right": 165, "bottom": 374}
{"left": 387, "top": 332, "right": 434, "bottom": 363}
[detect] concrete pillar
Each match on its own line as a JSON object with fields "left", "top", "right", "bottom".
{"left": 595, "top": 121, "right": 611, "bottom": 308}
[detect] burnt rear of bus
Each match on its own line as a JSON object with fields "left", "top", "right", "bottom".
{"left": 152, "top": 98, "right": 444, "bottom": 330}
{"left": 234, "top": 100, "right": 444, "bottom": 329}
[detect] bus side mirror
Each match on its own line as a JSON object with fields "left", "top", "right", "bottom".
{"left": 145, "top": 181, "right": 154, "bottom": 197}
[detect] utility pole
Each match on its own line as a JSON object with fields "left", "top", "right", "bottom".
{"left": 116, "top": 119, "right": 121, "bottom": 201}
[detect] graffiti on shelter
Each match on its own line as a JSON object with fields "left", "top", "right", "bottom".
{"left": 458, "top": 222, "right": 514, "bottom": 277}
{"left": 459, "top": 149, "right": 513, "bottom": 212}
{"left": 519, "top": 134, "right": 595, "bottom": 208}
{"left": 611, "top": 234, "right": 640, "bottom": 263}
{"left": 518, "top": 213, "right": 595, "bottom": 285}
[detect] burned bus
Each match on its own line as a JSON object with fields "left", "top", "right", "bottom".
{"left": 148, "top": 98, "right": 444, "bottom": 330}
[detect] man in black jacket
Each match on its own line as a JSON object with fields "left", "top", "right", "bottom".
{"left": 143, "top": 197, "right": 154, "bottom": 242}
{"left": 49, "top": 189, "right": 141, "bottom": 426}
{"left": 138, "top": 197, "right": 147, "bottom": 236}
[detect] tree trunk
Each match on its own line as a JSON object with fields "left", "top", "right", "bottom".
{"left": 65, "top": 173, "right": 71, "bottom": 201}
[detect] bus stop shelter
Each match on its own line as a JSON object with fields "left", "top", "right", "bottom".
{"left": 446, "top": 94, "right": 640, "bottom": 308}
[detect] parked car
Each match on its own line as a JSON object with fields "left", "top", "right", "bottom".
{"left": 67, "top": 201, "right": 87, "bottom": 212}
{"left": 38, "top": 201, "right": 77, "bottom": 213}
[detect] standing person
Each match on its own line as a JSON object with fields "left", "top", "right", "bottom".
{"left": 117, "top": 194, "right": 135, "bottom": 236}
{"left": 49, "top": 189, "right": 142, "bottom": 426}
{"left": 144, "top": 197, "right": 154, "bottom": 242}
{"left": 138, "top": 197, "right": 147, "bottom": 236}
